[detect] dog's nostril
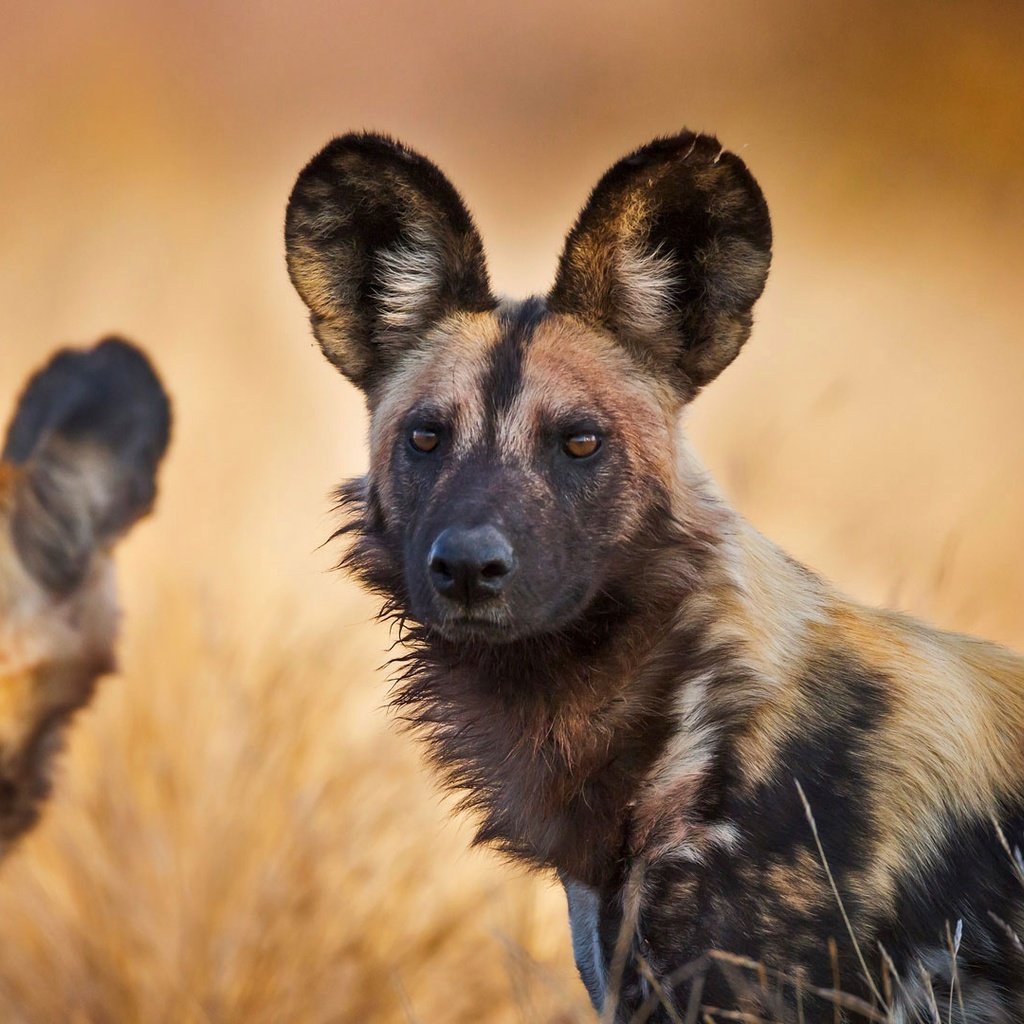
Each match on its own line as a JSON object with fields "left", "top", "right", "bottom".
{"left": 430, "top": 556, "right": 453, "bottom": 581}
{"left": 480, "top": 559, "right": 510, "bottom": 580}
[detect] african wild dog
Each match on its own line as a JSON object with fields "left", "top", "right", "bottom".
{"left": 0, "top": 339, "right": 170, "bottom": 858}
{"left": 285, "top": 132, "right": 1024, "bottom": 1021}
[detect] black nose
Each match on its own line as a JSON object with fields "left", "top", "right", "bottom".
{"left": 428, "top": 526, "right": 516, "bottom": 605}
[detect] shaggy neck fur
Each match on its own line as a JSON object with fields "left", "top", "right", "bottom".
{"left": 338, "top": 442, "right": 825, "bottom": 889}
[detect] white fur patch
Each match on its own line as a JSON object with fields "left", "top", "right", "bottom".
{"left": 374, "top": 225, "right": 443, "bottom": 330}
{"left": 615, "top": 241, "right": 678, "bottom": 337}
{"left": 633, "top": 666, "right": 727, "bottom": 859}
{"left": 647, "top": 668, "right": 719, "bottom": 791}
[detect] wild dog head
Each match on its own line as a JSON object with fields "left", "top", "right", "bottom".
{"left": 286, "top": 132, "right": 771, "bottom": 644}
{"left": 0, "top": 338, "right": 170, "bottom": 854}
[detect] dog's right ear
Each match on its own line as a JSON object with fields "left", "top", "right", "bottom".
{"left": 549, "top": 132, "right": 771, "bottom": 400}
{"left": 285, "top": 133, "right": 495, "bottom": 396}
{"left": 2, "top": 338, "right": 171, "bottom": 595}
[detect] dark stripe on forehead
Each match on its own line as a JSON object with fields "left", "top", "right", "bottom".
{"left": 481, "top": 297, "right": 548, "bottom": 436}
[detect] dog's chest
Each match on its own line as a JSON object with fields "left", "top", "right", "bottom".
{"left": 452, "top": 653, "right": 690, "bottom": 884}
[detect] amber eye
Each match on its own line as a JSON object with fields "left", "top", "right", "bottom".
{"left": 409, "top": 428, "right": 440, "bottom": 453}
{"left": 563, "top": 432, "right": 602, "bottom": 459}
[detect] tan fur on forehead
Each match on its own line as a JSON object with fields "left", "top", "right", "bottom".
{"left": 524, "top": 314, "right": 678, "bottom": 409}
{"left": 370, "top": 311, "right": 500, "bottom": 457}
{"left": 501, "top": 315, "right": 678, "bottom": 467}
{"left": 367, "top": 312, "right": 501, "bottom": 521}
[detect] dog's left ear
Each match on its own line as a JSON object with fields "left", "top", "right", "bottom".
{"left": 286, "top": 133, "right": 495, "bottom": 396}
{"left": 549, "top": 132, "right": 772, "bottom": 399}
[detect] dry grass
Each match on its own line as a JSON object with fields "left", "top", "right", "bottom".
{"left": 0, "top": 590, "right": 589, "bottom": 1023}
{"left": 0, "top": 2, "right": 1021, "bottom": 1021}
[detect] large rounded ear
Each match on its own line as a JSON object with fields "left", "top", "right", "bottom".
{"left": 2, "top": 338, "right": 172, "bottom": 595}
{"left": 549, "top": 132, "right": 772, "bottom": 399}
{"left": 285, "top": 132, "right": 495, "bottom": 395}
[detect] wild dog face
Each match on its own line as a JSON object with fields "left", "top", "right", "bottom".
{"left": 287, "top": 132, "right": 771, "bottom": 643}
{"left": 0, "top": 339, "right": 170, "bottom": 854}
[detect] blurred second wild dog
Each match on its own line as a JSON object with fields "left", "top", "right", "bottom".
{"left": 0, "top": 339, "right": 170, "bottom": 857}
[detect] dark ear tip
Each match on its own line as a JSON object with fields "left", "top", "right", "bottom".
{"left": 619, "top": 130, "right": 720, "bottom": 168}
{"left": 92, "top": 336, "right": 168, "bottom": 392}
{"left": 618, "top": 130, "right": 763, "bottom": 185}
{"left": 87, "top": 335, "right": 173, "bottom": 455}
{"left": 2, "top": 337, "right": 172, "bottom": 468}
{"left": 646, "top": 133, "right": 772, "bottom": 245}
{"left": 595, "top": 132, "right": 769, "bottom": 232}
{"left": 289, "top": 131, "right": 419, "bottom": 195}
{"left": 92, "top": 335, "right": 153, "bottom": 361}
{"left": 324, "top": 131, "right": 417, "bottom": 161}
{"left": 285, "top": 131, "right": 423, "bottom": 241}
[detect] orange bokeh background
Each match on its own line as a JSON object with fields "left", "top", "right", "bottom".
{"left": 0, "top": 3, "right": 1021, "bottom": 1020}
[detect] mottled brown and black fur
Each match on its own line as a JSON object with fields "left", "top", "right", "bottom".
{"left": 0, "top": 339, "right": 170, "bottom": 857}
{"left": 287, "top": 132, "right": 1024, "bottom": 1022}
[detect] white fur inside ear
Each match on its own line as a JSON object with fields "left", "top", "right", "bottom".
{"left": 615, "top": 241, "right": 678, "bottom": 337}
{"left": 375, "top": 225, "right": 443, "bottom": 330}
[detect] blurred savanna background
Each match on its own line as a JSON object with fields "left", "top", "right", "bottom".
{"left": 0, "top": 1, "right": 1022, "bottom": 1020}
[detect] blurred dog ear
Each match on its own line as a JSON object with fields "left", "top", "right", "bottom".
{"left": 2, "top": 338, "right": 172, "bottom": 595}
{"left": 549, "top": 132, "right": 772, "bottom": 400}
{"left": 285, "top": 132, "right": 495, "bottom": 395}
